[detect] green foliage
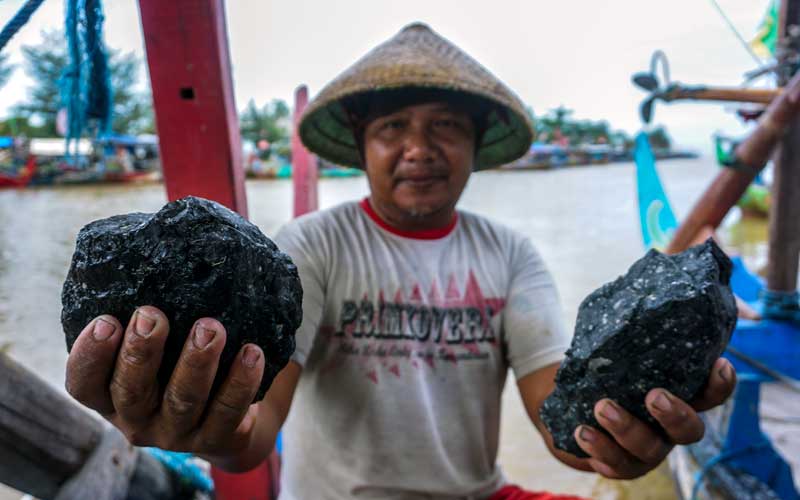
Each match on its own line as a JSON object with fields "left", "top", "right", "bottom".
{"left": 239, "top": 99, "right": 290, "bottom": 156}
{"left": 534, "top": 105, "right": 615, "bottom": 145}
{"left": 531, "top": 105, "right": 667, "bottom": 150}
{"left": 0, "top": 53, "right": 14, "bottom": 89}
{"left": 0, "top": 115, "right": 49, "bottom": 136}
{"left": 109, "top": 51, "right": 155, "bottom": 134}
{"left": 13, "top": 30, "right": 154, "bottom": 137}
{"left": 647, "top": 126, "right": 672, "bottom": 149}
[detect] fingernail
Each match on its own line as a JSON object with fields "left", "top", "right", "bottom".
{"left": 134, "top": 309, "right": 156, "bottom": 338}
{"left": 193, "top": 325, "right": 216, "bottom": 349}
{"left": 579, "top": 426, "right": 596, "bottom": 443}
{"left": 600, "top": 401, "right": 622, "bottom": 424}
{"left": 93, "top": 318, "right": 116, "bottom": 341}
{"left": 652, "top": 391, "right": 672, "bottom": 412}
{"left": 718, "top": 362, "right": 733, "bottom": 384}
{"left": 243, "top": 345, "right": 261, "bottom": 368}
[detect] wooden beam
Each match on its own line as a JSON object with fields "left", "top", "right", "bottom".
{"left": 0, "top": 353, "right": 183, "bottom": 499}
{"left": 137, "top": 0, "right": 248, "bottom": 216}
{"left": 766, "top": 0, "right": 800, "bottom": 293}
{"left": 666, "top": 169, "right": 759, "bottom": 254}
{"left": 766, "top": 121, "right": 800, "bottom": 292}
{"left": 665, "top": 105, "right": 788, "bottom": 254}
{"left": 0, "top": 353, "right": 102, "bottom": 499}
{"left": 662, "top": 86, "right": 780, "bottom": 105}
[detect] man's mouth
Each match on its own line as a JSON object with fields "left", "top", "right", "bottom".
{"left": 395, "top": 172, "right": 448, "bottom": 188}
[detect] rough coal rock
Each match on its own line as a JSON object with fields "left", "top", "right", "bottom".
{"left": 540, "top": 239, "right": 737, "bottom": 457}
{"left": 61, "top": 196, "right": 302, "bottom": 401}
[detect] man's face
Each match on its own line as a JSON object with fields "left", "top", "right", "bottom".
{"left": 362, "top": 101, "right": 475, "bottom": 221}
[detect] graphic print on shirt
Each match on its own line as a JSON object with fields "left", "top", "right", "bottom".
{"left": 319, "top": 270, "right": 506, "bottom": 383}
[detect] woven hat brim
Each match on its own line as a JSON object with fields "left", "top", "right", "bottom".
{"left": 298, "top": 24, "right": 534, "bottom": 171}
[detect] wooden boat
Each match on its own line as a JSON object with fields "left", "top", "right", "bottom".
{"left": 0, "top": 158, "right": 36, "bottom": 189}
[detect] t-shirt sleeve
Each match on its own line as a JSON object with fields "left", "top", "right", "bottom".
{"left": 503, "top": 237, "right": 572, "bottom": 380}
{"left": 274, "top": 220, "right": 326, "bottom": 367}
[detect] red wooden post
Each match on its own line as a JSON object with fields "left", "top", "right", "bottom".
{"left": 137, "top": 1, "right": 272, "bottom": 498}
{"left": 137, "top": 0, "right": 248, "bottom": 216}
{"left": 292, "top": 85, "right": 319, "bottom": 217}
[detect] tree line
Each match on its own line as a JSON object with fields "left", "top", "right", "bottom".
{"left": 0, "top": 30, "right": 669, "bottom": 152}
{"left": 0, "top": 29, "right": 291, "bottom": 153}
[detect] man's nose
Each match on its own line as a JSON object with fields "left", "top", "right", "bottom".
{"left": 402, "top": 127, "right": 436, "bottom": 163}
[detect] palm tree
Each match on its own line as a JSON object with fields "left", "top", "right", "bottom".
{"left": 0, "top": 53, "right": 14, "bottom": 89}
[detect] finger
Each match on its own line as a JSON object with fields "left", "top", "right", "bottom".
{"left": 647, "top": 389, "right": 705, "bottom": 444}
{"left": 65, "top": 315, "right": 123, "bottom": 415}
{"left": 110, "top": 306, "right": 169, "bottom": 424}
{"left": 735, "top": 296, "right": 761, "bottom": 320}
{"left": 160, "top": 318, "right": 226, "bottom": 438}
{"left": 574, "top": 425, "right": 648, "bottom": 480}
{"left": 594, "top": 399, "right": 671, "bottom": 465}
{"left": 692, "top": 357, "right": 736, "bottom": 412}
{"left": 196, "top": 344, "right": 263, "bottom": 453}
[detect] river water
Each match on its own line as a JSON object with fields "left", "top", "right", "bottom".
{"left": 0, "top": 158, "right": 775, "bottom": 499}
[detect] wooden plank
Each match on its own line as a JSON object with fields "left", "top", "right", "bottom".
{"left": 137, "top": 0, "right": 248, "bottom": 216}
{"left": 0, "top": 353, "right": 102, "bottom": 499}
{"left": 54, "top": 428, "right": 137, "bottom": 500}
{"left": 292, "top": 85, "right": 319, "bottom": 218}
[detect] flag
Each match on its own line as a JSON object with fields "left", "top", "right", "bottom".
{"left": 751, "top": 0, "right": 779, "bottom": 58}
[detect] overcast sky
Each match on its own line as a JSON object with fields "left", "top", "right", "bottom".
{"left": 0, "top": 0, "right": 770, "bottom": 151}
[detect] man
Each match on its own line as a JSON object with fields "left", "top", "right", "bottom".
{"left": 66, "top": 24, "right": 737, "bottom": 499}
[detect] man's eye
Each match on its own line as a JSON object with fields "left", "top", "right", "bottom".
{"left": 434, "top": 119, "right": 457, "bottom": 128}
{"left": 382, "top": 120, "right": 404, "bottom": 130}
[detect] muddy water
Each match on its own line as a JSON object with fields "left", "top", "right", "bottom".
{"left": 0, "top": 158, "right": 773, "bottom": 499}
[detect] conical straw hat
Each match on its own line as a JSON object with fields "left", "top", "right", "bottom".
{"left": 299, "top": 23, "right": 533, "bottom": 170}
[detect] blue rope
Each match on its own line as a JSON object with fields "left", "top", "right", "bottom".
{"left": 84, "top": 0, "right": 111, "bottom": 130}
{"left": 0, "top": 0, "right": 46, "bottom": 53}
{"left": 690, "top": 442, "right": 771, "bottom": 500}
{"left": 144, "top": 448, "right": 214, "bottom": 493}
{"left": 63, "top": 0, "right": 83, "bottom": 159}
{"left": 61, "top": 0, "right": 113, "bottom": 160}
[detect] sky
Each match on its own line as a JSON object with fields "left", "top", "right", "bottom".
{"left": 0, "top": 0, "right": 771, "bottom": 151}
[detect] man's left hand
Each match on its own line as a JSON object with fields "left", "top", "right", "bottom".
{"left": 573, "top": 357, "right": 736, "bottom": 479}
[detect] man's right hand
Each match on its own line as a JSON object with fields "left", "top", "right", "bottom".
{"left": 65, "top": 306, "right": 265, "bottom": 457}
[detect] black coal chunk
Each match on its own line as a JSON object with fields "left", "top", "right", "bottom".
{"left": 540, "top": 239, "right": 737, "bottom": 457}
{"left": 61, "top": 196, "right": 302, "bottom": 401}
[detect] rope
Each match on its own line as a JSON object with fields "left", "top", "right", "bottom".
{"left": 62, "top": 0, "right": 113, "bottom": 159}
{"left": 0, "top": 0, "right": 46, "bottom": 53}
{"left": 690, "top": 442, "right": 772, "bottom": 500}
{"left": 63, "top": 0, "right": 83, "bottom": 158}
{"left": 144, "top": 448, "right": 214, "bottom": 493}
{"left": 84, "top": 0, "right": 111, "bottom": 128}
{"left": 708, "top": 0, "right": 766, "bottom": 67}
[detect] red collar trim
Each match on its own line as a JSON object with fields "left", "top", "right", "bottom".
{"left": 359, "top": 198, "right": 458, "bottom": 240}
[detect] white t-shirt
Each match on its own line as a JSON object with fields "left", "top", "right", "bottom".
{"left": 273, "top": 199, "right": 571, "bottom": 500}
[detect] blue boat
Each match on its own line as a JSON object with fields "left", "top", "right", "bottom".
{"left": 635, "top": 131, "right": 800, "bottom": 500}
